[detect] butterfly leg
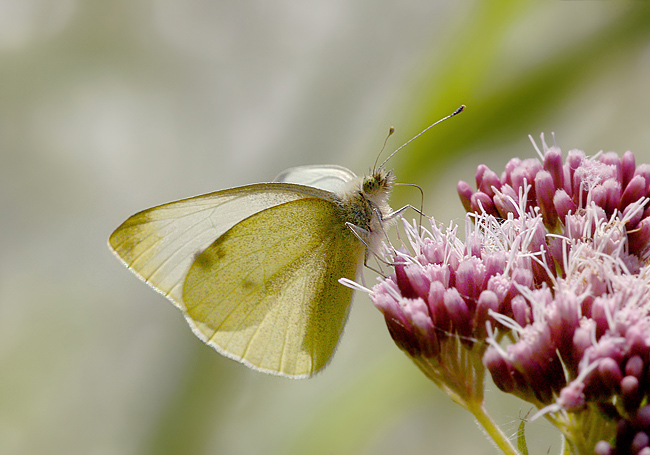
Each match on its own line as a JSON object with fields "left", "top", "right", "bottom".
{"left": 346, "top": 205, "right": 430, "bottom": 276}
{"left": 382, "top": 203, "right": 426, "bottom": 221}
{"left": 382, "top": 203, "right": 433, "bottom": 240}
{"left": 344, "top": 222, "right": 390, "bottom": 277}
{"left": 377, "top": 204, "right": 434, "bottom": 266}
{"left": 394, "top": 182, "right": 425, "bottom": 228}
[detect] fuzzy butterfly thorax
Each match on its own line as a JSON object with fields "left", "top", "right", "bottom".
{"left": 332, "top": 167, "right": 395, "bottom": 253}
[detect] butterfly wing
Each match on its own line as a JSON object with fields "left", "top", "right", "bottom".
{"left": 274, "top": 164, "right": 357, "bottom": 193}
{"left": 182, "top": 197, "right": 366, "bottom": 377}
{"left": 108, "top": 183, "right": 332, "bottom": 309}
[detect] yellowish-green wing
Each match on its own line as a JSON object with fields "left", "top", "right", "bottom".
{"left": 182, "top": 197, "right": 366, "bottom": 378}
{"left": 108, "top": 183, "right": 334, "bottom": 309}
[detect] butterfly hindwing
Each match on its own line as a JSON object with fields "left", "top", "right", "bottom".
{"left": 182, "top": 197, "right": 366, "bottom": 377}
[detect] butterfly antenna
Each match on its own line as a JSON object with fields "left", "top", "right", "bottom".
{"left": 378, "top": 105, "right": 465, "bottom": 169}
{"left": 373, "top": 126, "right": 396, "bottom": 171}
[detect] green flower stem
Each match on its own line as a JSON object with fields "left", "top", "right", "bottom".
{"left": 467, "top": 400, "right": 520, "bottom": 455}
{"left": 407, "top": 340, "right": 520, "bottom": 455}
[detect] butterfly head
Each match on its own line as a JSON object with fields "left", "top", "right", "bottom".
{"left": 363, "top": 167, "right": 394, "bottom": 199}
{"left": 357, "top": 167, "right": 395, "bottom": 226}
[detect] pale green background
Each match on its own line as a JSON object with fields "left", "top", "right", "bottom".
{"left": 2, "top": 1, "right": 650, "bottom": 454}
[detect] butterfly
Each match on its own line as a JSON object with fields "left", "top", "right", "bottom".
{"left": 109, "top": 164, "right": 397, "bottom": 378}
{"left": 108, "top": 105, "right": 463, "bottom": 378}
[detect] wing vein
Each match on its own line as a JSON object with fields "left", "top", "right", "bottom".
{"left": 145, "top": 214, "right": 217, "bottom": 288}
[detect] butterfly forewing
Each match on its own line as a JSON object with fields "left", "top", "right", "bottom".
{"left": 182, "top": 197, "right": 365, "bottom": 377}
{"left": 108, "top": 184, "right": 332, "bottom": 308}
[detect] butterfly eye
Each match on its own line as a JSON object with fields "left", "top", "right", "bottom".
{"left": 363, "top": 178, "right": 379, "bottom": 193}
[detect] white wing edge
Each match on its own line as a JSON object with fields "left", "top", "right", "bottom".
{"left": 274, "top": 164, "right": 357, "bottom": 193}
{"left": 183, "top": 315, "right": 312, "bottom": 378}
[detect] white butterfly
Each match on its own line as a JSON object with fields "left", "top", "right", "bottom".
{"left": 108, "top": 105, "right": 464, "bottom": 378}
{"left": 109, "top": 164, "right": 396, "bottom": 378}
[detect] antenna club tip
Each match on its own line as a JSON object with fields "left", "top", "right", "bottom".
{"left": 378, "top": 105, "right": 464, "bottom": 168}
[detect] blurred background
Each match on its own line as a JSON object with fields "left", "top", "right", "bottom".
{"left": 2, "top": 1, "right": 650, "bottom": 454}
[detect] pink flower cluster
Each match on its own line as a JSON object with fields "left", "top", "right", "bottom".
{"left": 458, "top": 143, "right": 650, "bottom": 264}
{"left": 372, "top": 216, "right": 535, "bottom": 357}
{"left": 370, "top": 140, "right": 650, "bottom": 454}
